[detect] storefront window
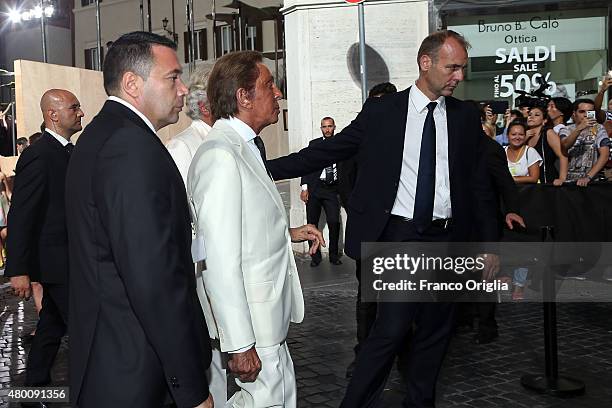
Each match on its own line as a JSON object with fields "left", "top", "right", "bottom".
{"left": 446, "top": 8, "right": 609, "bottom": 104}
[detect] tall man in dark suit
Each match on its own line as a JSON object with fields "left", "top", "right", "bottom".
{"left": 6, "top": 89, "right": 82, "bottom": 399}
{"left": 65, "top": 32, "right": 212, "bottom": 408}
{"left": 268, "top": 30, "right": 499, "bottom": 407}
{"left": 300, "top": 116, "right": 342, "bottom": 266}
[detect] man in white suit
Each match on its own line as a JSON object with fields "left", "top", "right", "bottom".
{"left": 167, "top": 65, "right": 214, "bottom": 184}
{"left": 188, "top": 51, "right": 324, "bottom": 407}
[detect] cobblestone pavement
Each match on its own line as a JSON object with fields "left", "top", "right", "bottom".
{"left": 2, "top": 258, "right": 612, "bottom": 407}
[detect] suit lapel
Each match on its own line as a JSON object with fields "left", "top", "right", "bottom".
{"left": 388, "top": 88, "right": 411, "bottom": 180}
{"left": 42, "top": 132, "right": 69, "bottom": 157}
{"left": 216, "top": 122, "right": 286, "bottom": 216}
{"left": 444, "top": 97, "right": 458, "bottom": 174}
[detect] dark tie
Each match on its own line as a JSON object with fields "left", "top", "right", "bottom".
{"left": 413, "top": 101, "right": 438, "bottom": 233}
{"left": 253, "top": 136, "right": 272, "bottom": 180}
{"left": 65, "top": 143, "right": 74, "bottom": 155}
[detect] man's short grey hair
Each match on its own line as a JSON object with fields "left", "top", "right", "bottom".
{"left": 186, "top": 65, "right": 210, "bottom": 120}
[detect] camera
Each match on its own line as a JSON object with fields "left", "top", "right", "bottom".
{"left": 586, "top": 110, "right": 596, "bottom": 120}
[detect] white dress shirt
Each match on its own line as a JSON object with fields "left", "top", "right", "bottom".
{"left": 44, "top": 128, "right": 71, "bottom": 147}
{"left": 108, "top": 96, "right": 157, "bottom": 134}
{"left": 391, "top": 84, "right": 452, "bottom": 219}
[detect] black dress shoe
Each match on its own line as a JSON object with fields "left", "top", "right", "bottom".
{"left": 330, "top": 259, "right": 343, "bottom": 265}
{"left": 310, "top": 259, "right": 321, "bottom": 267}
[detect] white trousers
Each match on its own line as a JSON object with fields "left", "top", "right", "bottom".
{"left": 225, "top": 342, "right": 296, "bottom": 408}
{"left": 208, "top": 347, "right": 227, "bottom": 405}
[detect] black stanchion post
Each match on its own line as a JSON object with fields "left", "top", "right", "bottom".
{"left": 521, "top": 226, "right": 585, "bottom": 397}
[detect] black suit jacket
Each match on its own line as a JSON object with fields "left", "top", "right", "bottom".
{"left": 269, "top": 88, "right": 498, "bottom": 259}
{"left": 337, "top": 156, "right": 357, "bottom": 207}
{"left": 5, "top": 132, "right": 69, "bottom": 284}
{"left": 65, "top": 100, "right": 211, "bottom": 407}
{"left": 299, "top": 137, "right": 338, "bottom": 195}
{"left": 485, "top": 137, "right": 520, "bottom": 216}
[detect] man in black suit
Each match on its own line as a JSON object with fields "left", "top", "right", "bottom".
{"left": 268, "top": 30, "right": 499, "bottom": 407}
{"left": 338, "top": 83, "right": 398, "bottom": 378}
{"left": 65, "top": 32, "right": 212, "bottom": 408}
{"left": 6, "top": 89, "right": 83, "bottom": 397}
{"left": 300, "top": 116, "right": 343, "bottom": 266}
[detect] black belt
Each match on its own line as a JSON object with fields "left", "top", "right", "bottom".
{"left": 390, "top": 215, "right": 452, "bottom": 229}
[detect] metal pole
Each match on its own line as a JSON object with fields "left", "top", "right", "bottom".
{"left": 95, "top": 0, "right": 102, "bottom": 70}
{"left": 171, "top": 0, "right": 177, "bottom": 43}
{"left": 358, "top": 2, "right": 367, "bottom": 104}
{"left": 40, "top": 0, "right": 48, "bottom": 63}
{"left": 139, "top": 0, "right": 144, "bottom": 30}
{"left": 186, "top": 0, "right": 195, "bottom": 73}
{"left": 147, "top": 0, "right": 152, "bottom": 32}
{"left": 237, "top": 14, "right": 243, "bottom": 51}
{"left": 190, "top": 0, "right": 196, "bottom": 70}
{"left": 274, "top": 18, "right": 278, "bottom": 87}
{"left": 10, "top": 88, "right": 16, "bottom": 156}
{"left": 212, "top": 0, "right": 216, "bottom": 59}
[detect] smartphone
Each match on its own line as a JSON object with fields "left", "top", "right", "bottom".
{"left": 586, "top": 110, "right": 596, "bottom": 119}
{"left": 489, "top": 100, "right": 509, "bottom": 114}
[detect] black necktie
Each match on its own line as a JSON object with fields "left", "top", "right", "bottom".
{"left": 253, "top": 136, "right": 272, "bottom": 180}
{"left": 413, "top": 102, "right": 437, "bottom": 233}
{"left": 65, "top": 143, "right": 74, "bottom": 155}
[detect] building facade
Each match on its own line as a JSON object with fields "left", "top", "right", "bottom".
{"left": 73, "top": 0, "right": 285, "bottom": 87}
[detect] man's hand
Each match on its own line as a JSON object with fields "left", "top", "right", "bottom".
{"left": 576, "top": 177, "right": 591, "bottom": 187}
{"left": 503, "top": 108, "right": 511, "bottom": 127}
{"left": 300, "top": 190, "right": 309, "bottom": 203}
{"left": 194, "top": 394, "right": 214, "bottom": 408}
{"left": 484, "top": 106, "right": 497, "bottom": 125}
{"left": 228, "top": 347, "right": 261, "bottom": 383}
{"left": 576, "top": 118, "right": 597, "bottom": 132}
{"left": 290, "top": 224, "right": 326, "bottom": 255}
{"left": 599, "top": 77, "right": 612, "bottom": 93}
{"left": 10, "top": 275, "right": 32, "bottom": 300}
{"left": 505, "top": 213, "right": 526, "bottom": 230}
{"left": 552, "top": 178, "right": 565, "bottom": 186}
{"left": 479, "top": 254, "right": 500, "bottom": 282}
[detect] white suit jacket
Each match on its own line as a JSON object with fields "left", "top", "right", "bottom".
{"left": 187, "top": 120, "right": 305, "bottom": 352}
{"left": 167, "top": 119, "right": 211, "bottom": 185}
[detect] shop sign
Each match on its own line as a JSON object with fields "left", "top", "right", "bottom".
{"left": 449, "top": 12, "right": 606, "bottom": 98}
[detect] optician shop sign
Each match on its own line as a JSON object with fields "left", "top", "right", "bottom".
{"left": 449, "top": 12, "right": 606, "bottom": 98}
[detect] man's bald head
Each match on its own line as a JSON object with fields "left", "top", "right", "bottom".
{"left": 40, "top": 89, "right": 84, "bottom": 140}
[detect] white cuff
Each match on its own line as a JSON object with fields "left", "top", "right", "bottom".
{"left": 228, "top": 343, "right": 255, "bottom": 354}
{"left": 301, "top": 184, "right": 308, "bottom": 191}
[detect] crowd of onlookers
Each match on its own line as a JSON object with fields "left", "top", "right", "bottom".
{"left": 480, "top": 76, "right": 612, "bottom": 189}
{"left": 475, "top": 76, "right": 612, "bottom": 300}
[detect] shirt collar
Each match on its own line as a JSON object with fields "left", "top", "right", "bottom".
{"left": 410, "top": 84, "right": 446, "bottom": 113}
{"left": 108, "top": 96, "right": 157, "bottom": 134}
{"left": 219, "top": 116, "right": 257, "bottom": 144}
{"left": 44, "top": 128, "right": 70, "bottom": 146}
{"left": 192, "top": 119, "right": 212, "bottom": 134}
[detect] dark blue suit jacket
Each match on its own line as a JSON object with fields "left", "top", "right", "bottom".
{"left": 269, "top": 88, "right": 498, "bottom": 259}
